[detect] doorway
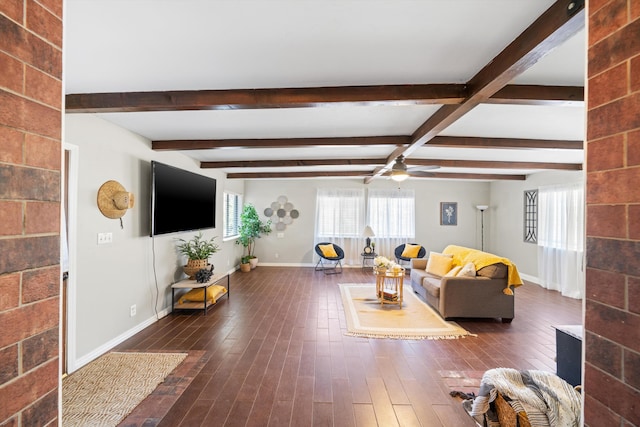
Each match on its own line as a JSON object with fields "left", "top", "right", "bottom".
{"left": 62, "top": 143, "right": 79, "bottom": 374}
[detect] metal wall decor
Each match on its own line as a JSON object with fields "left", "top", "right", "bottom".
{"left": 524, "top": 189, "right": 538, "bottom": 243}
{"left": 264, "top": 195, "right": 299, "bottom": 231}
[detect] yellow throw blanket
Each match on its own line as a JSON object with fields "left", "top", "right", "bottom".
{"left": 442, "top": 245, "right": 523, "bottom": 295}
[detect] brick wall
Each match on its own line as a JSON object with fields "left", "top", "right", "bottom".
{"left": 585, "top": 1, "right": 640, "bottom": 425}
{"left": 0, "top": 1, "right": 63, "bottom": 425}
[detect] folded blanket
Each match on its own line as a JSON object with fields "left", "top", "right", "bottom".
{"left": 469, "top": 368, "right": 581, "bottom": 427}
{"left": 443, "top": 245, "right": 523, "bottom": 295}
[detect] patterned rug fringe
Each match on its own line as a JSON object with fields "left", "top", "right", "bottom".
{"left": 345, "top": 331, "right": 477, "bottom": 340}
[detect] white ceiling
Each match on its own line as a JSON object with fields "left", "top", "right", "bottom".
{"left": 64, "top": 0, "right": 586, "bottom": 181}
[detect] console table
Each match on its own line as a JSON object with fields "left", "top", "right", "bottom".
{"left": 171, "top": 273, "right": 229, "bottom": 315}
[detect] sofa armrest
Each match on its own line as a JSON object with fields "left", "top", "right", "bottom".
{"left": 411, "top": 258, "right": 427, "bottom": 270}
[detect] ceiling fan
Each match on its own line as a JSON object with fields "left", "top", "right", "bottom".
{"left": 389, "top": 155, "right": 439, "bottom": 181}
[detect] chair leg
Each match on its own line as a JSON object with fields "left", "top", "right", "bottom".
{"left": 323, "top": 259, "right": 342, "bottom": 275}
{"left": 315, "top": 258, "right": 343, "bottom": 274}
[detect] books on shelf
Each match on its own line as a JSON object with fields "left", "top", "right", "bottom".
{"left": 382, "top": 288, "right": 398, "bottom": 301}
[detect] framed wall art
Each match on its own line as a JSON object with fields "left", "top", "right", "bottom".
{"left": 440, "top": 202, "right": 457, "bottom": 226}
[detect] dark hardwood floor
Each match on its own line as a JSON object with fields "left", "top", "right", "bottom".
{"left": 114, "top": 266, "right": 582, "bottom": 427}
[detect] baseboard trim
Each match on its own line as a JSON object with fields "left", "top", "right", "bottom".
{"left": 520, "top": 273, "right": 541, "bottom": 285}
{"left": 72, "top": 307, "right": 170, "bottom": 372}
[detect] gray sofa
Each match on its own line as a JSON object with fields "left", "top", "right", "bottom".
{"left": 410, "top": 257, "right": 515, "bottom": 323}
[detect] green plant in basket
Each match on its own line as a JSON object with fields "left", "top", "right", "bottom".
{"left": 177, "top": 232, "right": 220, "bottom": 260}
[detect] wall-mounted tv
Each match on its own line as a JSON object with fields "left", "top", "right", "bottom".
{"left": 151, "top": 161, "right": 216, "bottom": 236}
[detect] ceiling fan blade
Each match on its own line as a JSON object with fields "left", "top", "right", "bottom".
{"left": 408, "top": 171, "right": 436, "bottom": 178}
{"left": 407, "top": 165, "right": 439, "bottom": 172}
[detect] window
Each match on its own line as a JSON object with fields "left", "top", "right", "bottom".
{"left": 538, "top": 184, "right": 584, "bottom": 251}
{"left": 524, "top": 189, "right": 538, "bottom": 243}
{"left": 367, "top": 189, "right": 415, "bottom": 238}
{"left": 223, "top": 192, "right": 242, "bottom": 239}
{"left": 315, "top": 188, "right": 364, "bottom": 238}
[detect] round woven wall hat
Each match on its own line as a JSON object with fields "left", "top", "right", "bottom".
{"left": 97, "top": 180, "right": 135, "bottom": 219}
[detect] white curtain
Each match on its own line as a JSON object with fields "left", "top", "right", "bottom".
{"left": 537, "top": 182, "right": 585, "bottom": 299}
{"left": 314, "top": 188, "right": 365, "bottom": 265}
{"left": 367, "top": 188, "right": 416, "bottom": 260}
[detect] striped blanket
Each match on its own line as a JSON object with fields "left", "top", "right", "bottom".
{"left": 468, "top": 368, "right": 581, "bottom": 427}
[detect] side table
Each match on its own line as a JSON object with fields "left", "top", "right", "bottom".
{"left": 361, "top": 252, "right": 377, "bottom": 270}
{"left": 171, "top": 273, "right": 230, "bottom": 315}
{"left": 374, "top": 267, "right": 405, "bottom": 308}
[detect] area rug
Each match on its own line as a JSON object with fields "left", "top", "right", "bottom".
{"left": 339, "top": 284, "right": 475, "bottom": 339}
{"left": 62, "top": 351, "right": 187, "bottom": 427}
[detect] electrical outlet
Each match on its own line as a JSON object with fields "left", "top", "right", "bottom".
{"left": 130, "top": 304, "right": 136, "bottom": 317}
{"left": 275, "top": 253, "right": 279, "bottom": 259}
{"left": 97, "top": 232, "right": 113, "bottom": 245}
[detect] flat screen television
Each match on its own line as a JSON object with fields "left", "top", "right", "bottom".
{"left": 151, "top": 161, "right": 216, "bottom": 236}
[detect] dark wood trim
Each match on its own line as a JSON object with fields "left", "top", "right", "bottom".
{"left": 201, "top": 159, "right": 380, "bottom": 168}
{"left": 408, "top": 159, "right": 582, "bottom": 170}
{"left": 157, "top": 135, "right": 581, "bottom": 152}
{"left": 227, "top": 171, "right": 374, "bottom": 179}
{"left": 226, "top": 170, "right": 526, "bottom": 180}
{"left": 65, "top": 84, "right": 466, "bottom": 113}
{"left": 66, "top": 84, "right": 583, "bottom": 113}
{"left": 428, "top": 136, "right": 583, "bottom": 150}
{"left": 203, "top": 158, "right": 581, "bottom": 171}
{"left": 152, "top": 136, "right": 409, "bottom": 151}
{"left": 488, "top": 85, "right": 584, "bottom": 106}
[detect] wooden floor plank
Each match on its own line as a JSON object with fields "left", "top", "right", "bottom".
{"left": 111, "top": 266, "right": 581, "bottom": 427}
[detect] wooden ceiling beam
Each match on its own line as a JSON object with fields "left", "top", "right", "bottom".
{"left": 227, "top": 171, "right": 374, "bottom": 179}
{"left": 428, "top": 135, "right": 583, "bottom": 150}
{"left": 227, "top": 170, "right": 527, "bottom": 180}
{"left": 154, "top": 135, "right": 581, "bottom": 151}
{"left": 66, "top": 84, "right": 466, "bottom": 113}
{"left": 203, "top": 157, "right": 581, "bottom": 171}
{"left": 488, "top": 85, "right": 584, "bottom": 106}
{"left": 66, "top": 84, "right": 583, "bottom": 113}
{"left": 152, "top": 136, "right": 408, "bottom": 151}
{"left": 366, "top": 0, "right": 586, "bottom": 183}
{"left": 408, "top": 159, "right": 582, "bottom": 170}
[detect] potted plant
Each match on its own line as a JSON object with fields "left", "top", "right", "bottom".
{"left": 236, "top": 203, "right": 272, "bottom": 269}
{"left": 239, "top": 255, "right": 252, "bottom": 273}
{"left": 176, "top": 232, "right": 220, "bottom": 279}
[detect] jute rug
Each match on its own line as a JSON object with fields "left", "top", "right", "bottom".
{"left": 62, "top": 351, "right": 187, "bottom": 427}
{"left": 339, "top": 284, "right": 475, "bottom": 340}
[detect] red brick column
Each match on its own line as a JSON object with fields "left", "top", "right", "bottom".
{"left": 585, "top": 1, "right": 640, "bottom": 425}
{"left": 0, "top": 1, "right": 63, "bottom": 424}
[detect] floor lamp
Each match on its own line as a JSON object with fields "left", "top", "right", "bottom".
{"left": 476, "top": 205, "right": 488, "bottom": 251}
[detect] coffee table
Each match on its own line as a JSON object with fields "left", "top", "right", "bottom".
{"left": 374, "top": 267, "right": 405, "bottom": 308}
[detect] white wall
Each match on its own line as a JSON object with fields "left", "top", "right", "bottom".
{"left": 245, "top": 178, "right": 491, "bottom": 264}
{"left": 489, "top": 170, "right": 585, "bottom": 279}
{"left": 64, "top": 114, "right": 243, "bottom": 364}
{"left": 64, "top": 113, "right": 582, "bottom": 367}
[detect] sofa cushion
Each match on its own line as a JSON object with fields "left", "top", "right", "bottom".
{"left": 422, "top": 275, "right": 442, "bottom": 298}
{"left": 445, "top": 266, "right": 462, "bottom": 277}
{"left": 457, "top": 262, "right": 476, "bottom": 277}
{"left": 426, "top": 252, "right": 454, "bottom": 277}
{"left": 477, "top": 263, "right": 508, "bottom": 279}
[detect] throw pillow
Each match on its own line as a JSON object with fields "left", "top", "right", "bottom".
{"left": 319, "top": 243, "right": 338, "bottom": 258}
{"left": 445, "top": 266, "right": 462, "bottom": 277}
{"left": 401, "top": 243, "right": 422, "bottom": 258}
{"left": 457, "top": 262, "right": 476, "bottom": 277}
{"left": 426, "top": 253, "right": 454, "bottom": 277}
{"left": 179, "top": 285, "right": 227, "bottom": 304}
